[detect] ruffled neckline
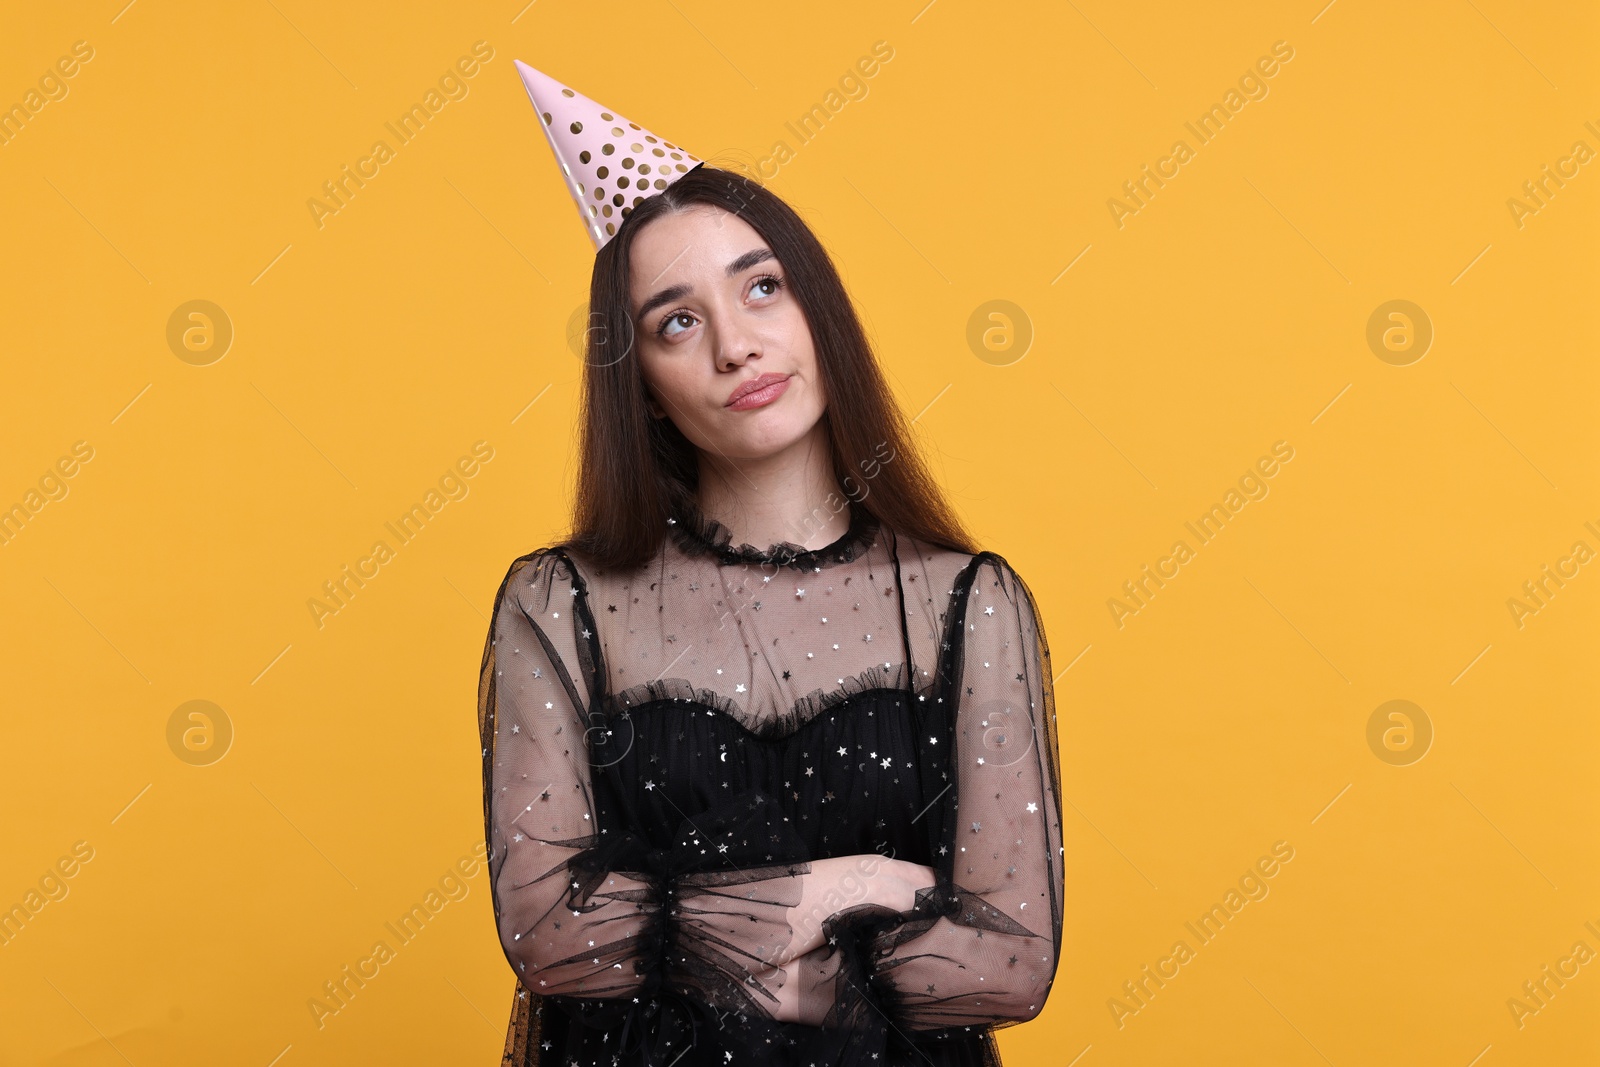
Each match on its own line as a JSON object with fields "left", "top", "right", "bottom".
{"left": 667, "top": 498, "right": 881, "bottom": 569}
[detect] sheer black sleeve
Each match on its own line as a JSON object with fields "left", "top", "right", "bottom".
{"left": 815, "top": 552, "right": 1064, "bottom": 1034}
{"left": 478, "top": 548, "right": 820, "bottom": 1015}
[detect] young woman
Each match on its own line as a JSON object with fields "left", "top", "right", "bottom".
{"left": 479, "top": 64, "right": 1063, "bottom": 1067}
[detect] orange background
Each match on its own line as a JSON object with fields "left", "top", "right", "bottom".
{"left": 1, "top": 1, "right": 1596, "bottom": 1064}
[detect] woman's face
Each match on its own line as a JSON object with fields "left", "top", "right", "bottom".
{"left": 627, "top": 205, "right": 826, "bottom": 462}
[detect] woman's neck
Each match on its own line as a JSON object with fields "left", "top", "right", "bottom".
{"left": 694, "top": 421, "right": 849, "bottom": 552}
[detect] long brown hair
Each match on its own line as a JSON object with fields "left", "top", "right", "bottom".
{"left": 562, "top": 164, "right": 978, "bottom": 571}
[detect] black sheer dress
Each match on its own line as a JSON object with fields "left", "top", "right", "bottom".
{"left": 477, "top": 500, "right": 1063, "bottom": 1066}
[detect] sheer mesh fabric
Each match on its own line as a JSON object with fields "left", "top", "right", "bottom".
{"left": 478, "top": 501, "right": 1063, "bottom": 1065}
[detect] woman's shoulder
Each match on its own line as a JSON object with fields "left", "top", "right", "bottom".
{"left": 491, "top": 541, "right": 595, "bottom": 611}
{"left": 891, "top": 528, "right": 1027, "bottom": 592}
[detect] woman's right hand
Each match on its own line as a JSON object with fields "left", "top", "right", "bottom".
{"left": 777, "top": 855, "right": 941, "bottom": 967}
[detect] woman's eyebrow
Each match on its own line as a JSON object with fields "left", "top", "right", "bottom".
{"left": 634, "top": 248, "right": 777, "bottom": 324}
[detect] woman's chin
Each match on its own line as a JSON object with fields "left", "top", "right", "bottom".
{"left": 705, "top": 424, "right": 818, "bottom": 464}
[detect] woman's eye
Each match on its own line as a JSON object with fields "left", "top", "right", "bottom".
{"left": 655, "top": 276, "right": 782, "bottom": 340}
{"left": 659, "top": 312, "right": 696, "bottom": 339}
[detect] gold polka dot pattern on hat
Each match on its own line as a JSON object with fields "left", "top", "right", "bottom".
{"left": 514, "top": 59, "right": 706, "bottom": 252}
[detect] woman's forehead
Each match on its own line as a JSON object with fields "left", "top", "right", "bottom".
{"left": 629, "top": 209, "right": 771, "bottom": 289}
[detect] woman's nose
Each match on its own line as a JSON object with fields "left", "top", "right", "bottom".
{"left": 711, "top": 313, "right": 760, "bottom": 369}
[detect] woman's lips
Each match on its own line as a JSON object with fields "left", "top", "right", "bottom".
{"left": 726, "top": 374, "right": 791, "bottom": 410}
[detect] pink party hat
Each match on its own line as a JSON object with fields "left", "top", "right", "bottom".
{"left": 514, "top": 60, "right": 704, "bottom": 251}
